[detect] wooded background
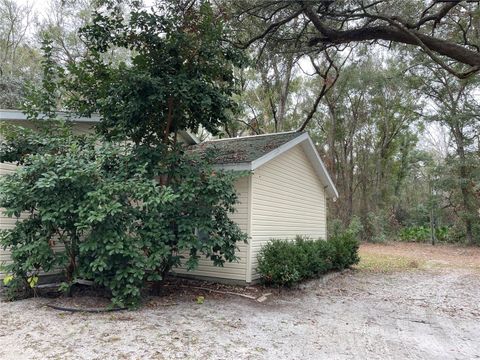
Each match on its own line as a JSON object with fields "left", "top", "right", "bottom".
{"left": 1, "top": 0, "right": 479, "bottom": 244}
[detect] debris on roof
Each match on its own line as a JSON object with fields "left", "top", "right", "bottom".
{"left": 189, "top": 131, "right": 304, "bottom": 165}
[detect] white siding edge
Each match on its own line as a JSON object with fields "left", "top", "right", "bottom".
{"left": 300, "top": 137, "right": 339, "bottom": 200}
{"left": 245, "top": 175, "right": 253, "bottom": 283}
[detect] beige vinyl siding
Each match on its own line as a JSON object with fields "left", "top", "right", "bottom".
{"left": 250, "top": 144, "right": 327, "bottom": 280}
{"left": 173, "top": 175, "right": 250, "bottom": 281}
{"left": 0, "top": 162, "right": 19, "bottom": 276}
{"left": 0, "top": 162, "right": 67, "bottom": 278}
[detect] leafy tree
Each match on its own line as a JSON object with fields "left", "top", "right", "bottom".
{"left": 66, "top": 0, "right": 246, "bottom": 146}
{"left": 0, "top": 0, "right": 41, "bottom": 108}
{"left": 0, "top": 0, "right": 248, "bottom": 307}
{"left": 231, "top": 0, "right": 480, "bottom": 80}
{"left": 36, "top": 0, "right": 98, "bottom": 64}
{"left": 303, "top": 57, "right": 420, "bottom": 233}
{"left": 413, "top": 63, "right": 480, "bottom": 244}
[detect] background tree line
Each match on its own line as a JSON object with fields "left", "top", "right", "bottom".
{"left": 227, "top": 0, "right": 480, "bottom": 245}
{"left": 1, "top": 0, "right": 479, "bottom": 244}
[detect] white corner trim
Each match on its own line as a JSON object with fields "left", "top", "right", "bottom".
{"left": 250, "top": 132, "right": 310, "bottom": 170}
{"left": 245, "top": 174, "right": 253, "bottom": 283}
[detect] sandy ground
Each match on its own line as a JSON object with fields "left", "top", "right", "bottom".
{"left": 1, "top": 242, "right": 479, "bottom": 360}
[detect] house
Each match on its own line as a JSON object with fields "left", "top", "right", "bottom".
{"left": 174, "top": 131, "right": 338, "bottom": 283}
{"left": 0, "top": 109, "right": 338, "bottom": 283}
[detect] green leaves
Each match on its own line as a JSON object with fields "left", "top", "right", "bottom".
{"left": 66, "top": 0, "right": 246, "bottom": 145}
{"left": 0, "top": 129, "right": 247, "bottom": 307}
{"left": 257, "top": 234, "right": 360, "bottom": 287}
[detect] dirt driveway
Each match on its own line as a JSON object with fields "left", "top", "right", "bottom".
{"left": 1, "top": 242, "right": 479, "bottom": 360}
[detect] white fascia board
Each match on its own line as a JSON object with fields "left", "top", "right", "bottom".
{"left": 213, "top": 163, "right": 252, "bottom": 172}
{"left": 250, "top": 132, "right": 310, "bottom": 170}
{"left": 1, "top": 109, "right": 201, "bottom": 145}
{"left": 0, "top": 109, "right": 100, "bottom": 123}
{"left": 301, "top": 137, "right": 339, "bottom": 200}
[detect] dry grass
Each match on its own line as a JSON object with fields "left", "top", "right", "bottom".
{"left": 356, "top": 242, "right": 480, "bottom": 273}
{"left": 356, "top": 252, "right": 422, "bottom": 272}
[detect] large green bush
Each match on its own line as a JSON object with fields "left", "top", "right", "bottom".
{"left": 257, "top": 233, "right": 360, "bottom": 287}
{"left": 0, "top": 129, "right": 247, "bottom": 307}
{"left": 255, "top": 240, "right": 302, "bottom": 287}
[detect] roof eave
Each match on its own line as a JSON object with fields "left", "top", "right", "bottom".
{"left": 213, "top": 163, "right": 252, "bottom": 171}
{"left": 0, "top": 109, "right": 200, "bottom": 145}
{"left": 301, "top": 137, "right": 339, "bottom": 200}
{"left": 0, "top": 109, "right": 100, "bottom": 123}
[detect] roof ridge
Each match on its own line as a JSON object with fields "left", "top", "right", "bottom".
{"left": 205, "top": 130, "right": 301, "bottom": 143}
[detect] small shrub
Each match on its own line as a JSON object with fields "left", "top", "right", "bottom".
{"left": 435, "top": 226, "right": 449, "bottom": 242}
{"left": 257, "top": 233, "right": 360, "bottom": 287}
{"left": 399, "top": 226, "right": 430, "bottom": 242}
{"left": 399, "top": 226, "right": 451, "bottom": 243}
{"left": 256, "top": 240, "right": 301, "bottom": 287}
{"left": 363, "top": 212, "right": 390, "bottom": 242}
{"left": 328, "top": 232, "right": 360, "bottom": 270}
{"left": 294, "top": 236, "right": 334, "bottom": 278}
{"left": 328, "top": 216, "right": 363, "bottom": 239}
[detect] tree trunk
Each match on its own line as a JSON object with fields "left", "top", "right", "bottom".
{"left": 276, "top": 53, "right": 294, "bottom": 131}
{"left": 453, "top": 125, "right": 474, "bottom": 244}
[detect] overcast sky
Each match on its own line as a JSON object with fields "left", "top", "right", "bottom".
{"left": 18, "top": 0, "right": 47, "bottom": 17}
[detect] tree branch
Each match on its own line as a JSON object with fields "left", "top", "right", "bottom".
{"left": 414, "top": 0, "right": 460, "bottom": 30}
{"left": 297, "top": 50, "right": 343, "bottom": 132}
{"left": 237, "top": 8, "right": 303, "bottom": 49}
{"left": 301, "top": 2, "right": 480, "bottom": 77}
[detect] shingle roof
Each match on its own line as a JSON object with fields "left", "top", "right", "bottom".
{"left": 189, "top": 131, "right": 304, "bottom": 165}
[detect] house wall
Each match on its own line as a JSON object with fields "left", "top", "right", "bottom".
{"left": 173, "top": 175, "right": 250, "bottom": 282}
{"left": 0, "top": 162, "right": 21, "bottom": 276}
{"left": 249, "top": 144, "right": 327, "bottom": 280}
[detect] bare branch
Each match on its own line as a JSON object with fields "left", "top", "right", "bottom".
{"left": 237, "top": 8, "right": 303, "bottom": 49}
{"left": 414, "top": 0, "right": 460, "bottom": 29}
